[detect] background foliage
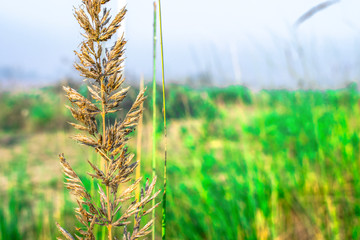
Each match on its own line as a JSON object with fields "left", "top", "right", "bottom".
{"left": 0, "top": 82, "right": 360, "bottom": 239}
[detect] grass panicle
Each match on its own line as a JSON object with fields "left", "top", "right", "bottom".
{"left": 56, "top": 1, "right": 160, "bottom": 239}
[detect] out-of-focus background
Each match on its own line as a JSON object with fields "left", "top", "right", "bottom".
{"left": 1, "top": 0, "right": 360, "bottom": 239}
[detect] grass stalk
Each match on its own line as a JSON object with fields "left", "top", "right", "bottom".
{"left": 157, "top": 1, "right": 167, "bottom": 239}
{"left": 56, "top": 1, "right": 160, "bottom": 239}
{"left": 152, "top": 1, "right": 158, "bottom": 239}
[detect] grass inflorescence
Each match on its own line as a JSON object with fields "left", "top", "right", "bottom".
{"left": 56, "top": 1, "right": 160, "bottom": 239}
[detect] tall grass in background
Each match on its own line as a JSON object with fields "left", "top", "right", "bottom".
{"left": 1, "top": 84, "right": 360, "bottom": 239}
{"left": 165, "top": 84, "right": 360, "bottom": 239}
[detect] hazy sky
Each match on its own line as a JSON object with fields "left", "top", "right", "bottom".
{"left": 1, "top": 0, "right": 360, "bottom": 88}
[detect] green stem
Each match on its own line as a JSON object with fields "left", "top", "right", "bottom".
{"left": 152, "top": 1, "right": 157, "bottom": 240}
{"left": 157, "top": 1, "right": 167, "bottom": 239}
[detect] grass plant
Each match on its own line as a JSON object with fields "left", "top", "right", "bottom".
{"left": 56, "top": 1, "right": 160, "bottom": 239}
{"left": 157, "top": 0, "right": 168, "bottom": 239}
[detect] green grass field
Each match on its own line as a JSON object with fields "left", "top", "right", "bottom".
{"left": 0, "top": 83, "right": 360, "bottom": 239}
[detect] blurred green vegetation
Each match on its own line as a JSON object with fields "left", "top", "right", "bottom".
{"left": 1, "top": 83, "right": 360, "bottom": 239}
{"left": 0, "top": 84, "right": 253, "bottom": 133}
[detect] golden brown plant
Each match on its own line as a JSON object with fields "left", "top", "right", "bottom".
{"left": 56, "top": 1, "right": 160, "bottom": 239}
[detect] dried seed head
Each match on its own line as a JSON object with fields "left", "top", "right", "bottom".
{"left": 58, "top": 0, "right": 160, "bottom": 239}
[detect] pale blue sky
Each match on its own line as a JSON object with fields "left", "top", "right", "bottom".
{"left": 1, "top": 0, "right": 360, "bottom": 88}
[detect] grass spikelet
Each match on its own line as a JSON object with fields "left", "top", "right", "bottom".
{"left": 56, "top": 1, "right": 160, "bottom": 239}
